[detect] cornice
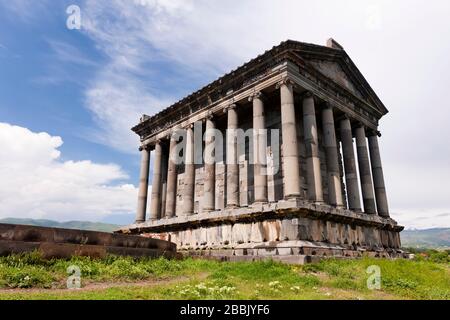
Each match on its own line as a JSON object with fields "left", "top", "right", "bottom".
{"left": 133, "top": 40, "right": 388, "bottom": 141}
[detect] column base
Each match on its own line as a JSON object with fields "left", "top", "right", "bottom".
{"left": 250, "top": 201, "right": 268, "bottom": 209}
{"left": 253, "top": 199, "right": 268, "bottom": 205}
{"left": 284, "top": 194, "right": 301, "bottom": 200}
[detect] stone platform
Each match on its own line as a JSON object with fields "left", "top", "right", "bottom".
{"left": 0, "top": 223, "right": 177, "bottom": 259}
{"left": 117, "top": 199, "right": 406, "bottom": 262}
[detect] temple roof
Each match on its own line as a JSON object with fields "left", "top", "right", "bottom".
{"left": 133, "top": 39, "right": 388, "bottom": 136}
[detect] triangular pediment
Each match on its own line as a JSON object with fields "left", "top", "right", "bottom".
{"left": 284, "top": 41, "right": 388, "bottom": 115}
{"left": 308, "top": 59, "right": 365, "bottom": 99}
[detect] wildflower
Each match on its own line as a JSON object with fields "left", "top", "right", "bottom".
{"left": 290, "top": 286, "right": 300, "bottom": 292}
{"left": 268, "top": 281, "right": 283, "bottom": 291}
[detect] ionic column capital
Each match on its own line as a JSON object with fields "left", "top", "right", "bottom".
{"left": 184, "top": 123, "right": 194, "bottom": 130}
{"left": 223, "top": 103, "right": 237, "bottom": 113}
{"left": 303, "top": 90, "right": 314, "bottom": 99}
{"left": 322, "top": 101, "right": 334, "bottom": 110}
{"left": 248, "top": 91, "right": 264, "bottom": 102}
{"left": 139, "top": 145, "right": 149, "bottom": 152}
{"left": 337, "top": 114, "right": 354, "bottom": 124}
{"left": 367, "top": 129, "right": 382, "bottom": 137}
{"left": 356, "top": 121, "right": 366, "bottom": 129}
{"left": 205, "top": 110, "right": 215, "bottom": 121}
{"left": 168, "top": 126, "right": 183, "bottom": 140}
{"left": 276, "top": 76, "right": 296, "bottom": 89}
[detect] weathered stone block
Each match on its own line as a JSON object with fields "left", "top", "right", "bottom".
{"left": 262, "top": 220, "right": 281, "bottom": 241}
{"left": 256, "top": 247, "right": 277, "bottom": 256}
{"left": 277, "top": 247, "right": 293, "bottom": 255}
{"left": 250, "top": 222, "right": 264, "bottom": 243}
{"left": 280, "top": 219, "right": 299, "bottom": 240}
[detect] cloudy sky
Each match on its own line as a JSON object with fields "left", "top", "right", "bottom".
{"left": 0, "top": 0, "right": 449, "bottom": 228}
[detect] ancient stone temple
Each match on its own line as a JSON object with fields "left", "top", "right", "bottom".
{"left": 118, "top": 39, "right": 404, "bottom": 262}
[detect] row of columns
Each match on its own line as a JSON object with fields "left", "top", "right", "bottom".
{"left": 135, "top": 79, "right": 390, "bottom": 222}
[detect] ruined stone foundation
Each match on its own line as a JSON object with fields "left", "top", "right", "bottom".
{"left": 118, "top": 199, "right": 405, "bottom": 264}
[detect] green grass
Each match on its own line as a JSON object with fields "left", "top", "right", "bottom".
{"left": 0, "top": 251, "right": 449, "bottom": 300}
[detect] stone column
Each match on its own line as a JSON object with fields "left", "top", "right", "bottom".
{"left": 368, "top": 134, "right": 390, "bottom": 217}
{"left": 355, "top": 125, "right": 377, "bottom": 214}
{"left": 321, "top": 105, "right": 344, "bottom": 207}
{"left": 278, "top": 78, "right": 301, "bottom": 199}
{"left": 150, "top": 141, "right": 163, "bottom": 220}
{"left": 160, "top": 150, "right": 168, "bottom": 218}
{"left": 302, "top": 92, "right": 323, "bottom": 202}
{"left": 183, "top": 125, "right": 195, "bottom": 215}
{"left": 226, "top": 104, "right": 239, "bottom": 208}
{"left": 339, "top": 117, "right": 362, "bottom": 211}
{"left": 250, "top": 92, "right": 268, "bottom": 203}
{"left": 203, "top": 116, "right": 216, "bottom": 212}
{"left": 165, "top": 132, "right": 178, "bottom": 218}
{"left": 136, "top": 145, "right": 150, "bottom": 223}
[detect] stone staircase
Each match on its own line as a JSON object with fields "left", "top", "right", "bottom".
{"left": 0, "top": 223, "right": 177, "bottom": 259}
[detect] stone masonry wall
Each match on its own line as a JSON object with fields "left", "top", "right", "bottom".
{"left": 166, "top": 217, "right": 401, "bottom": 251}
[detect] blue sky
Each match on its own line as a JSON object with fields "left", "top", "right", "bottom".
{"left": 0, "top": 0, "right": 202, "bottom": 180}
{"left": 0, "top": 2, "right": 125, "bottom": 170}
{"left": 1, "top": 0, "right": 450, "bottom": 228}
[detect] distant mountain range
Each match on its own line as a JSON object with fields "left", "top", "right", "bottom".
{"left": 401, "top": 228, "right": 450, "bottom": 249}
{"left": 1, "top": 217, "right": 449, "bottom": 248}
{"left": 0, "top": 218, "right": 121, "bottom": 233}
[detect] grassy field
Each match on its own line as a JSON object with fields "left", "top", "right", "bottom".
{"left": 0, "top": 250, "right": 448, "bottom": 300}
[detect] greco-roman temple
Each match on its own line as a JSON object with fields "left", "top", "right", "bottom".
{"left": 118, "top": 39, "right": 405, "bottom": 262}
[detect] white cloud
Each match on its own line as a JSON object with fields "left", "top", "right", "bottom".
{"left": 47, "top": 40, "right": 98, "bottom": 67}
{"left": 84, "top": 69, "right": 172, "bottom": 153}
{"left": 0, "top": 122, "right": 138, "bottom": 221}
{"left": 0, "top": 0, "right": 50, "bottom": 22}
{"left": 79, "top": 0, "right": 276, "bottom": 154}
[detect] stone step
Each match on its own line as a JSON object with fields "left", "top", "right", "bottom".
{"left": 0, "top": 240, "right": 178, "bottom": 259}
{"left": 0, "top": 223, "right": 175, "bottom": 251}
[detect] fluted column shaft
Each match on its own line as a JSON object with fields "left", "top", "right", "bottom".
{"left": 165, "top": 133, "right": 178, "bottom": 218}
{"left": 279, "top": 80, "right": 301, "bottom": 198}
{"left": 226, "top": 105, "right": 239, "bottom": 207}
{"left": 183, "top": 126, "right": 195, "bottom": 215}
{"left": 355, "top": 126, "right": 376, "bottom": 214}
{"left": 136, "top": 146, "right": 150, "bottom": 223}
{"left": 252, "top": 93, "right": 268, "bottom": 203}
{"left": 368, "top": 134, "right": 390, "bottom": 217}
{"left": 150, "top": 142, "right": 163, "bottom": 220}
{"left": 303, "top": 93, "right": 323, "bottom": 202}
{"left": 203, "top": 117, "right": 216, "bottom": 212}
{"left": 340, "top": 118, "right": 362, "bottom": 211}
{"left": 321, "top": 106, "right": 344, "bottom": 207}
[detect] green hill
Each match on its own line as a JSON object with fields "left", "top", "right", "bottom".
{"left": 401, "top": 228, "right": 450, "bottom": 249}
{"left": 0, "top": 218, "right": 120, "bottom": 233}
